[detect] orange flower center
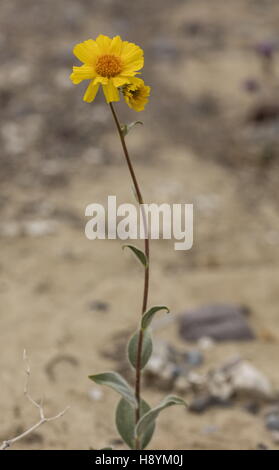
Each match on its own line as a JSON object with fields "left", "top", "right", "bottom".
{"left": 95, "top": 54, "right": 122, "bottom": 78}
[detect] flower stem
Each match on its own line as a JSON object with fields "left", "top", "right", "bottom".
{"left": 109, "top": 103, "right": 149, "bottom": 450}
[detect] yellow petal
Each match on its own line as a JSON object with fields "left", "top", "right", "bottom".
{"left": 122, "top": 61, "right": 144, "bottom": 75}
{"left": 102, "top": 79, "right": 120, "bottom": 103}
{"left": 93, "top": 76, "right": 109, "bottom": 85}
{"left": 145, "top": 86, "right": 151, "bottom": 96}
{"left": 112, "top": 75, "right": 131, "bottom": 87}
{"left": 73, "top": 39, "right": 98, "bottom": 64}
{"left": 70, "top": 65, "right": 95, "bottom": 84}
{"left": 121, "top": 42, "right": 144, "bottom": 71}
{"left": 109, "top": 36, "right": 123, "bottom": 56}
{"left": 95, "top": 34, "right": 112, "bottom": 54}
{"left": 83, "top": 81, "right": 100, "bottom": 103}
{"left": 129, "top": 77, "right": 144, "bottom": 87}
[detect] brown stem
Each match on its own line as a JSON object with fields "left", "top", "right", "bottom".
{"left": 109, "top": 103, "right": 150, "bottom": 450}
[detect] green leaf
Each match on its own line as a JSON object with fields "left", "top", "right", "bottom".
{"left": 136, "top": 395, "right": 187, "bottom": 439}
{"left": 122, "top": 245, "right": 148, "bottom": 267}
{"left": 128, "top": 329, "right": 153, "bottom": 369}
{"left": 141, "top": 306, "right": 170, "bottom": 330}
{"left": 116, "top": 398, "right": 155, "bottom": 449}
{"left": 89, "top": 372, "right": 136, "bottom": 406}
{"left": 121, "top": 121, "right": 143, "bottom": 137}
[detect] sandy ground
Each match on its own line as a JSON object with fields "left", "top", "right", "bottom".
{"left": 1, "top": 0, "right": 279, "bottom": 450}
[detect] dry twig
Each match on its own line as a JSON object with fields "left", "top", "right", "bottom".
{"left": 0, "top": 350, "right": 69, "bottom": 450}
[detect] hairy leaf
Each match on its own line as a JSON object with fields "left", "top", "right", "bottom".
{"left": 89, "top": 372, "right": 136, "bottom": 406}
{"left": 122, "top": 244, "right": 148, "bottom": 267}
{"left": 141, "top": 306, "right": 170, "bottom": 330}
{"left": 121, "top": 121, "right": 143, "bottom": 137}
{"left": 136, "top": 395, "right": 187, "bottom": 439}
{"left": 128, "top": 329, "right": 153, "bottom": 369}
{"left": 116, "top": 398, "right": 155, "bottom": 449}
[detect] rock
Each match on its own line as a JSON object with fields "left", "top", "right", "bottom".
{"left": 145, "top": 362, "right": 180, "bottom": 391}
{"left": 189, "top": 394, "right": 232, "bottom": 414}
{"left": 208, "top": 357, "right": 274, "bottom": 402}
{"left": 184, "top": 350, "right": 204, "bottom": 367}
{"left": 189, "top": 394, "right": 212, "bottom": 413}
{"left": 144, "top": 341, "right": 204, "bottom": 391}
{"left": 208, "top": 368, "right": 234, "bottom": 401}
{"left": 145, "top": 340, "right": 173, "bottom": 374}
{"left": 265, "top": 413, "right": 279, "bottom": 431}
{"left": 88, "top": 388, "right": 103, "bottom": 401}
{"left": 89, "top": 300, "right": 109, "bottom": 312}
{"left": 256, "top": 443, "right": 269, "bottom": 450}
{"left": 159, "top": 364, "right": 181, "bottom": 390}
{"left": 178, "top": 303, "right": 255, "bottom": 342}
{"left": 23, "top": 220, "right": 58, "bottom": 237}
{"left": 201, "top": 425, "right": 219, "bottom": 435}
{"left": 187, "top": 371, "right": 206, "bottom": 388}
{"left": 174, "top": 376, "right": 191, "bottom": 394}
{"left": 144, "top": 341, "right": 175, "bottom": 388}
{"left": 243, "top": 401, "right": 261, "bottom": 415}
{"left": 146, "top": 355, "right": 165, "bottom": 375}
{"left": 197, "top": 336, "right": 215, "bottom": 350}
{"left": 0, "top": 219, "right": 58, "bottom": 238}
{"left": 230, "top": 361, "right": 273, "bottom": 401}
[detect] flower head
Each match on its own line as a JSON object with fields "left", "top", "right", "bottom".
{"left": 70, "top": 35, "right": 144, "bottom": 103}
{"left": 122, "top": 78, "right": 150, "bottom": 112}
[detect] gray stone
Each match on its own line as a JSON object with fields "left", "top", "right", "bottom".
{"left": 189, "top": 394, "right": 232, "bottom": 414}
{"left": 229, "top": 361, "right": 273, "bottom": 400}
{"left": 243, "top": 401, "right": 261, "bottom": 415}
{"left": 256, "top": 443, "right": 269, "bottom": 450}
{"left": 201, "top": 425, "right": 219, "bottom": 435}
{"left": 265, "top": 413, "right": 279, "bottom": 431}
{"left": 89, "top": 300, "right": 109, "bottom": 312}
{"left": 189, "top": 394, "right": 212, "bottom": 413}
{"left": 178, "top": 303, "right": 255, "bottom": 342}
{"left": 207, "top": 357, "right": 274, "bottom": 402}
{"left": 184, "top": 350, "right": 204, "bottom": 367}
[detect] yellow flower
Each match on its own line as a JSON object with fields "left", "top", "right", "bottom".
{"left": 70, "top": 35, "right": 144, "bottom": 104}
{"left": 122, "top": 78, "right": 150, "bottom": 112}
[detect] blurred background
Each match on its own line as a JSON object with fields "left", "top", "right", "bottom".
{"left": 1, "top": 0, "right": 279, "bottom": 450}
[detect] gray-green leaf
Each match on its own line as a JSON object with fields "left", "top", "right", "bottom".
{"left": 121, "top": 121, "right": 143, "bottom": 137}
{"left": 116, "top": 398, "right": 155, "bottom": 449}
{"left": 128, "top": 329, "right": 153, "bottom": 369}
{"left": 89, "top": 372, "right": 136, "bottom": 406}
{"left": 122, "top": 245, "right": 148, "bottom": 267}
{"left": 141, "top": 306, "right": 170, "bottom": 330}
{"left": 136, "top": 395, "right": 187, "bottom": 439}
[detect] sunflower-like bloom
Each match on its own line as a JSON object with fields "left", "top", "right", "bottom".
{"left": 122, "top": 78, "right": 150, "bottom": 111}
{"left": 70, "top": 35, "right": 144, "bottom": 103}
